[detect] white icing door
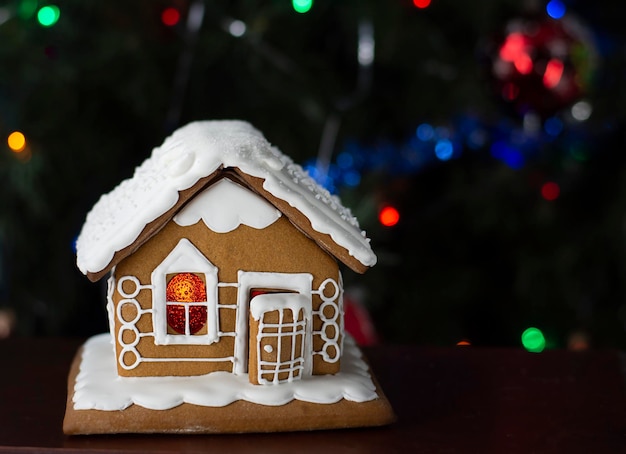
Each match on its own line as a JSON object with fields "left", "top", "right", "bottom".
{"left": 249, "top": 292, "right": 309, "bottom": 385}
{"left": 234, "top": 271, "right": 313, "bottom": 377}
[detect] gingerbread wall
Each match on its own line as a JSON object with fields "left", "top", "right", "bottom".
{"left": 111, "top": 214, "right": 343, "bottom": 378}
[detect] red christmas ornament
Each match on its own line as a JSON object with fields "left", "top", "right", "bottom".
{"left": 166, "top": 273, "right": 207, "bottom": 334}
{"left": 487, "top": 13, "right": 597, "bottom": 118}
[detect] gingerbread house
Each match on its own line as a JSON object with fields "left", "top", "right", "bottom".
{"left": 64, "top": 121, "right": 394, "bottom": 434}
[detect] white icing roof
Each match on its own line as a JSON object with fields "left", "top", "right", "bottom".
{"left": 76, "top": 121, "right": 377, "bottom": 276}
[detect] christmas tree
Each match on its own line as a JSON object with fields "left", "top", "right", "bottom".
{"left": 1, "top": 0, "right": 625, "bottom": 350}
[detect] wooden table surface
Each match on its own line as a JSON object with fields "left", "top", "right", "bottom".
{"left": 0, "top": 336, "right": 625, "bottom": 453}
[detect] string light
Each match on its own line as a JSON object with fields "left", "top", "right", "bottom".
{"left": 0, "top": 7, "right": 10, "bottom": 25}
{"left": 416, "top": 123, "right": 434, "bottom": 141}
{"left": 571, "top": 101, "right": 592, "bottom": 121}
{"left": 434, "top": 139, "right": 453, "bottom": 161}
{"left": 413, "top": 0, "right": 431, "bottom": 8}
{"left": 546, "top": 0, "right": 566, "bottom": 20}
{"left": 37, "top": 5, "right": 60, "bottom": 27}
{"left": 226, "top": 19, "right": 246, "bottom": 37}
{"left": 543, "top": 59, "right": 564, "bottom": 89}
{"left": 161, "top": 7, "right": 180, "bottom": 26}
{"left": 379, "top": 206, "right": 400, "bottom": 227}
{"left": 521, "top": 327, "right": 545, "bottom": 353}
{"left": 7, "top": 131, "right": 26, "bottom": 152}
{"left": 499, "top": 32, "right": 533, "bottom": 75}
{"left": 292, "top": 0, "right": 313, "bottom": 14}
{"left": 544, "top": 117, "right": 563, "bottom": 136}
{"left": 17, "top": 0, "right": 37, "bottom": 19}
{"left": 541, "top": 181, "right": 560, "bottom": 201}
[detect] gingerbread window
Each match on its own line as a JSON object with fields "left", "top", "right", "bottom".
{"left": 151, "top": 239, "right": 219, "bottom": 345}
{"left": 166, "top": 273, "right": 208, "bottom": 336}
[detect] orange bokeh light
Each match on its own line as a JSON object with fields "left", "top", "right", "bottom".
{"left": 7, "top": 131, "right": 26, "bottom": 152}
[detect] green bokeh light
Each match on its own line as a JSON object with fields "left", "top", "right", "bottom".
{"left": 37, "top": 5, "right": 60, "bottom": 27}
{"left": 18, "top": 0, "right": 38, "bottom": 19}
{"left": 292, "top": 0, "right": 313, "bottom": 14}
{"left": 521, "top": 327, "right": 546, "bottom": 353}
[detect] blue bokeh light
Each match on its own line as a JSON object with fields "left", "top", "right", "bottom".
{"left": 416, "top": 123, "right": 434, "bottom": 141}
{"left": 546, "top": 0, "right": 566, "bottom": 20}
{"left": 544, "top": 117, "right": 563, "bottom": 136}
{"left": 343, "top": 170, "right": 361, "bottom": 187}
{"left": 491, "top": 140, "right": 525, "bottom": 170}
{"left": 434, "top": 139, "right": 454, "bottom": 161}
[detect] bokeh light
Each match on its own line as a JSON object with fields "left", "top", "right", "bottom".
{"left": 413, "top": 0, "right": 431, "bottom": 8}
{"left": 546, "top": 0, "right": 566, "bottom": 20}
{"left": 161, "top": 7, "right": 180, "bottom": 26}
{"left": 541, "top": 181, "right": 560, "bottom": 201}
{"left": 521, "top": 327, "right": 546, "bottom": 353}
{"left": 292, "top": 0, "right": 313, "bottom": 14}
{"left": 37, "top": 5, "right": 60, "bottom": 27}
{"left": 379, "top": 206, "right": 400, "bottom": 227}
{"left": 7, "top": 131, "right": 26, "bottom": 152}
{"left": 434, "top": 139, "right": 454, "bottom": 161}
{"left": 416, "top": 123, "right": 434, "bottom": 141}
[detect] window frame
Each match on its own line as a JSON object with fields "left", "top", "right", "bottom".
{"left": 151, "top": 239, "right": 219, "bottom": 345}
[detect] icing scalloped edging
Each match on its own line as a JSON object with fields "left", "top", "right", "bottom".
{"left": 76, "top": 121, "right": 376, "bottom": 276}
{"left": 172, "top": 178, "right": 281, "bottom": 233}
{"left": 72, "top": 333, "right": 378, "bottom": 411}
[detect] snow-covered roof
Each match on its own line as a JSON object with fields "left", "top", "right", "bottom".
{"left": 76, "top": 121, "right": 376, "bottom": 279}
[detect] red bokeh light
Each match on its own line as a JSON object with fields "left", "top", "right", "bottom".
{"left": 161, "top": 7, "right": 180, "bottom": 26}
{"left": 379, "top": 206, "right": 400, "bottom": 227}
{"left": 413, "top": 0, "right": 431, "bottom": 9}
{"left": 541, "top": 182, "right": 560, "bottom": 201}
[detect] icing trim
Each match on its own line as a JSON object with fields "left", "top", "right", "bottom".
{"left": 72, "top": 333, "right": 378, "bottom": 411}
{"left": 173, "top": 178, "right": 281, "bottom": 233}
{"left": 151, "top": 239, "right": 219, "bottom": 346}
{"left": 251, "top": 293, "right": 309, "bottom": 385}
{"left": 234, "top": 271, "right": 313, "bottom": 376}
{"left": 75, "top": 121, "right": 376, "bottom": 278}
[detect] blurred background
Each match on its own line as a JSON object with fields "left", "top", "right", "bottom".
{"left": 1, "top": 0, "right": 625, "bottom": 351}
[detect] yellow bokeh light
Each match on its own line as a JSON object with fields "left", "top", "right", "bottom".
{"left": 8, "top": 131, "right": 26, "bottom": 152}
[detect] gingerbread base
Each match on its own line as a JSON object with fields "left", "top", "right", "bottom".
{"left": 63, "top": 336, "right": 395, "bottom": 435}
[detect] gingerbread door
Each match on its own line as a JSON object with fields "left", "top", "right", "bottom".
{"left": 248, "top": 292, "right": 309, "bottom": 385}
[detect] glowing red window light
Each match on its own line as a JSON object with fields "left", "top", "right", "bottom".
{"left": 541, "top": 182, "right": 560, "bottom": 201}
{"left": 166, "top": 273, "right": 207, "bottom": 334}
{"left": 379, "top": 206, "right": 400, "bottom": 227}
{"left": 161, "top": 7, "right": 180, "bottom": 26}
{"left": 543, "top": 58, "right": 564, "bottom": 88}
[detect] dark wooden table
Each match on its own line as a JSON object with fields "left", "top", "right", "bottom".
{"left": 0, "top": 336, "right": 625, "bottom": 453}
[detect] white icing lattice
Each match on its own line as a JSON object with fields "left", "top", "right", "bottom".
{"left": 251, "top": 293, "right": 308, "bottom": 385}
{"left": 312, "top": 277, "right": 343, "bottom": 363}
